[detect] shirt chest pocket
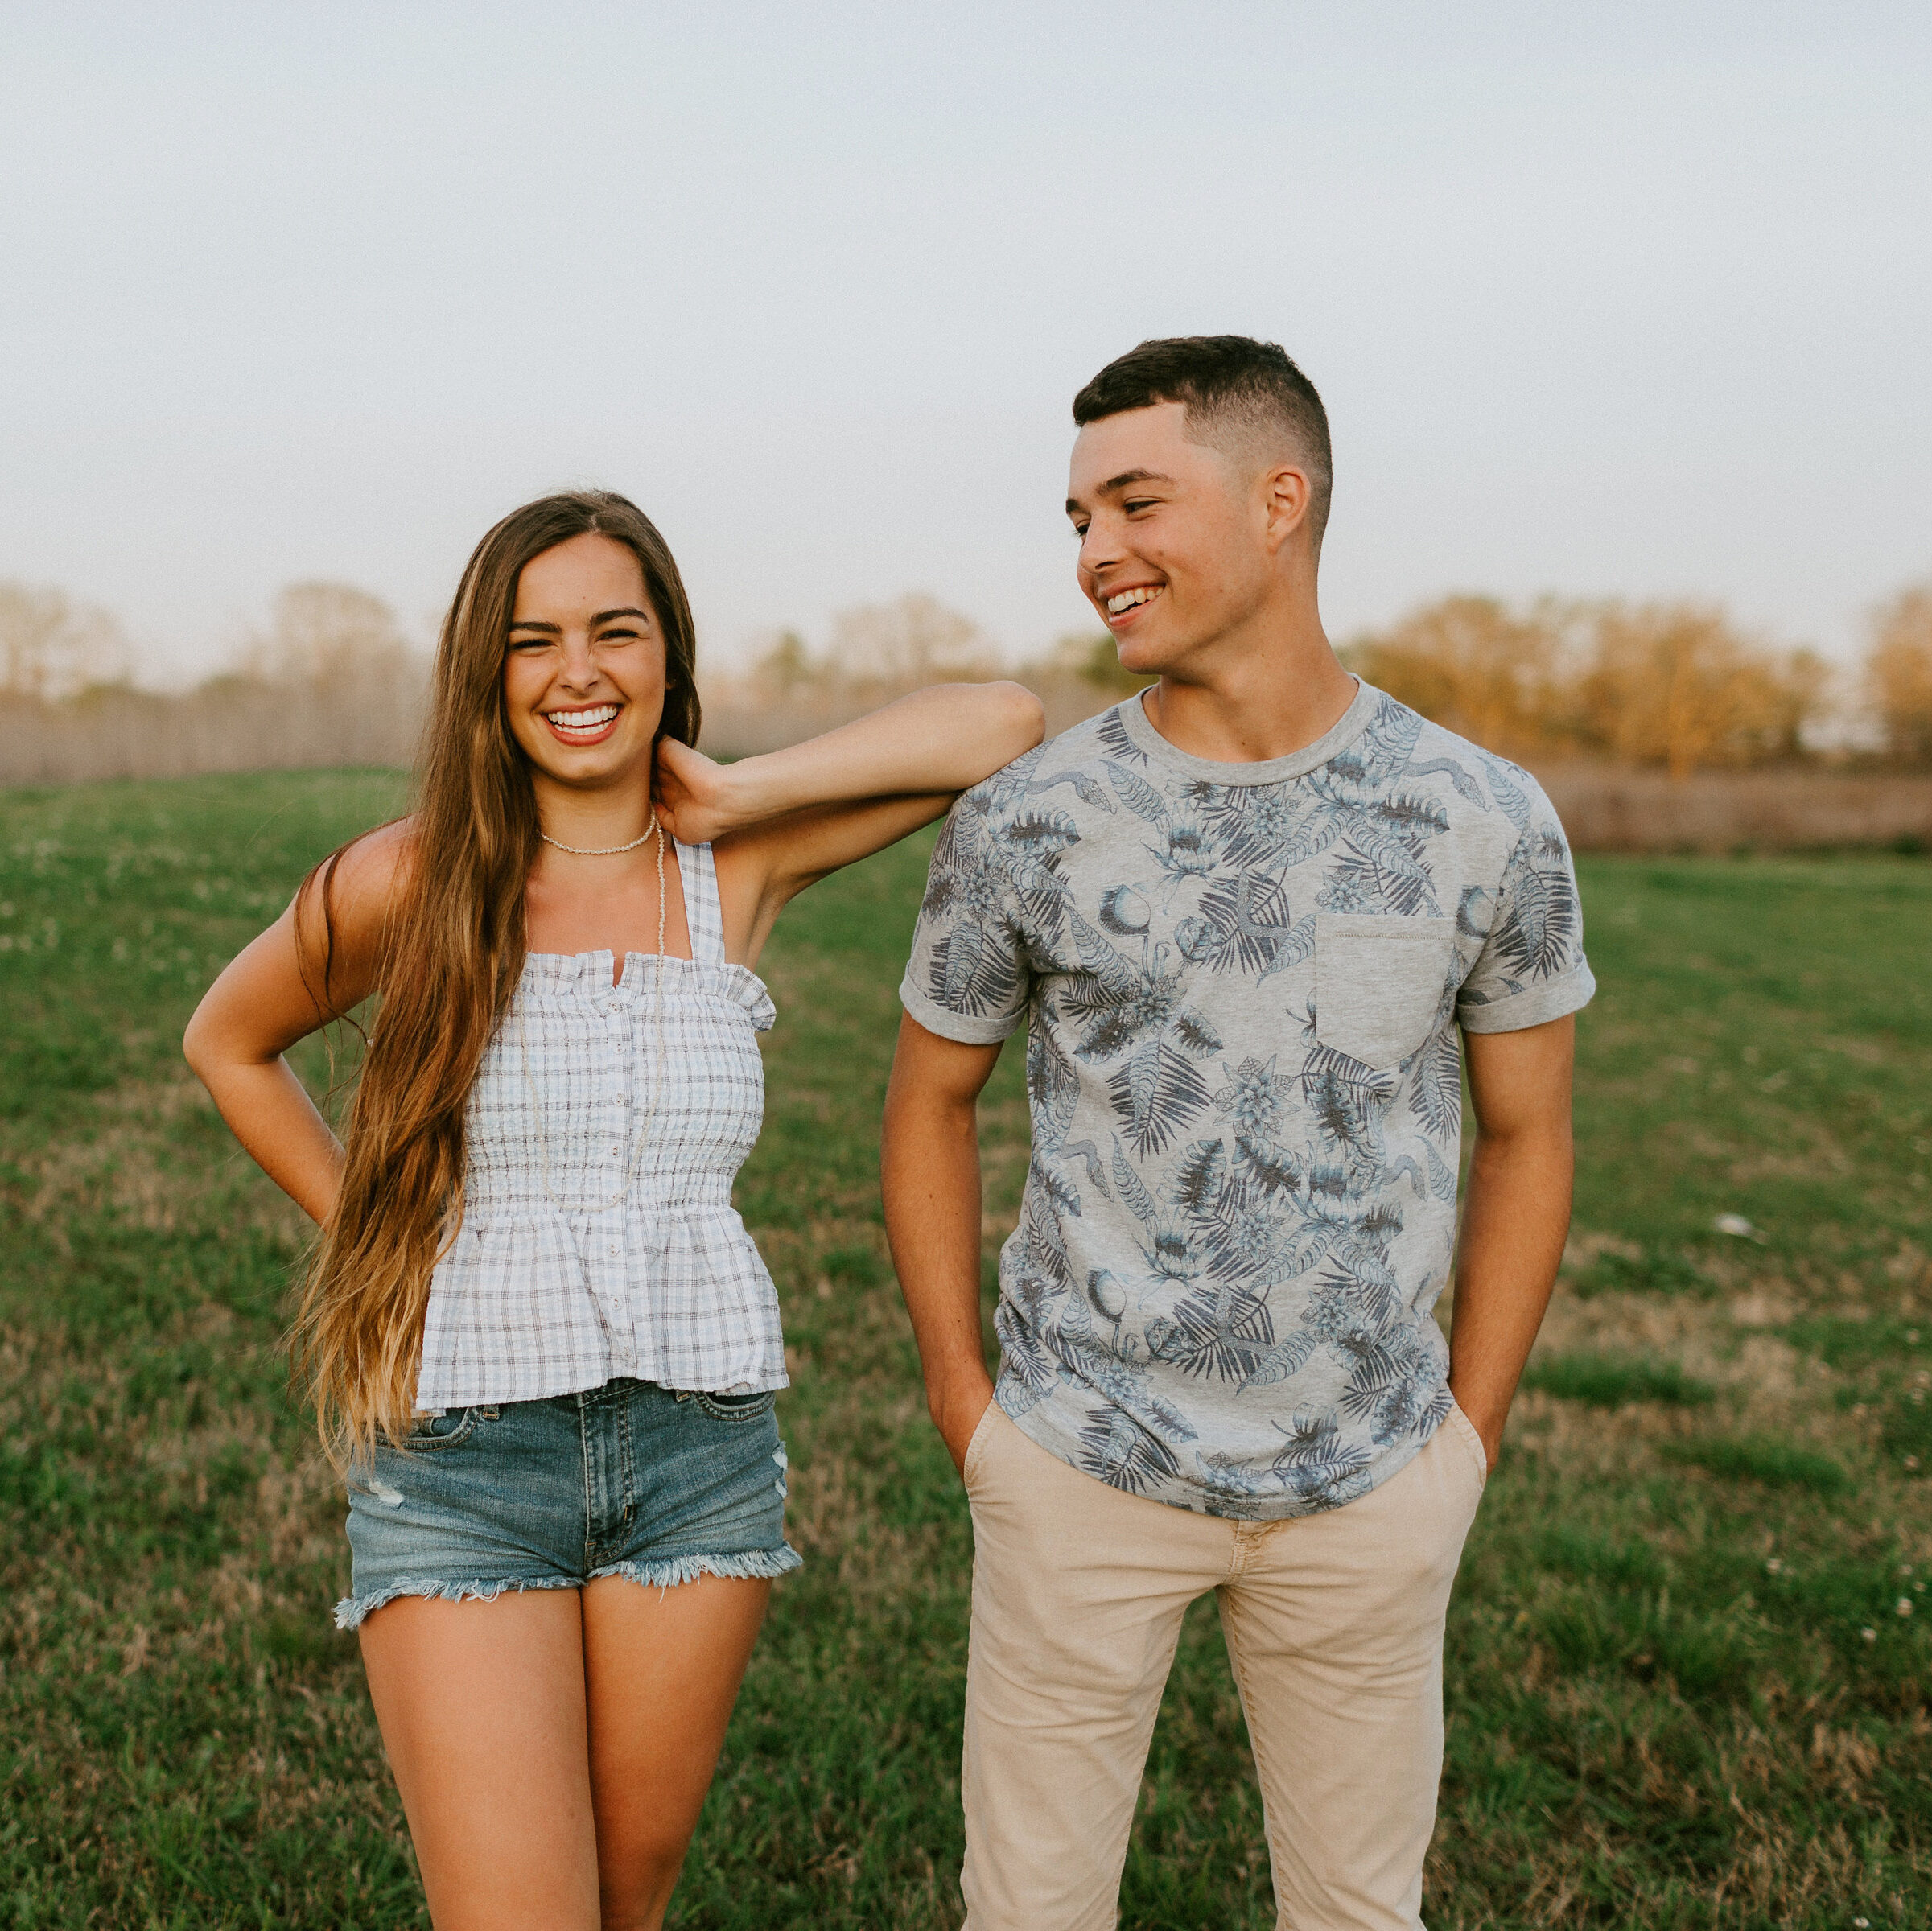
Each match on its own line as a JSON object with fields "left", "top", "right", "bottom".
{"left": 1314, "top": 914, "right": 1457, "bottom": 1070}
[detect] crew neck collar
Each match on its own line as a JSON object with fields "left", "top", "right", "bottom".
{"left": 1114, "top": 675, "right": 1380, "bottom": 787}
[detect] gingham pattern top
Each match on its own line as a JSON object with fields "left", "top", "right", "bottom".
{"left": 414, "top": 838, "right": 786, "bottom": 1409}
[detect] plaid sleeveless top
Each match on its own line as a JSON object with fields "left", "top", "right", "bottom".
{"left": 414, "top": 838, "right": 786, "bottom": 1408}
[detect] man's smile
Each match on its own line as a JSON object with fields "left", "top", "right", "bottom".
{"left": 1103, "top": 585, "right": 1164, "bottom": 624}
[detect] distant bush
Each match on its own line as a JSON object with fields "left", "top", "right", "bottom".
{"left": 1345, "top": 595, "right": 1830, "bottom": 776}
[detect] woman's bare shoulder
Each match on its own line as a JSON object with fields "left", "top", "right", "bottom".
{"left": 296, "top": 816, "right": 422, "bottom": 948}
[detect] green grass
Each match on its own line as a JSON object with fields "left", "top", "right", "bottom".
{"left": 0, "top": 776, "right": 1928, "bottom": 1927}
{"left": 1522, "top": 1351, "right": 1717, "bottom": 1407}
{"left": 1658, "top": 1435, "right": 1852, "bottom": 1493}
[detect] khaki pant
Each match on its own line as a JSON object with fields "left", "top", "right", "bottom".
{"left": 959, "top": 1401, "right": 1488, "bottom": 1931}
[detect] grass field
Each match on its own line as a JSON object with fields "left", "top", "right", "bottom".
{"left": 0, "top": 770, "right": 1928, "bottom": 1929}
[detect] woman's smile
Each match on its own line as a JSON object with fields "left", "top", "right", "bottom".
{"left": 542, "top": 701, "right": 624, "bottom": 747}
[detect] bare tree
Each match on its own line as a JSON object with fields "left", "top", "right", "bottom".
{"left": 0, "top": 578, "right": 425, "bottom": 784}
{"left": 825, "top": 593, "right": 999, "bottom": 693}
{"left": 253, "top": 581, "right": 417, "bottom": 692}
{"left": 0, "top": 582, "right": 129, "bottom": 701}
{"left": 1866, "top": 586, "right": 1932, "bottom": 768}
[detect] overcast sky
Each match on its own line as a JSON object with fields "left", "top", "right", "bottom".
{"left": 3, "top": 2, "right": 1929, "bottom": 684}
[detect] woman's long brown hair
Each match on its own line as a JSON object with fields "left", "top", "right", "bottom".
{"left": 290, "top": 491, "right": 700, "bottom": 1464}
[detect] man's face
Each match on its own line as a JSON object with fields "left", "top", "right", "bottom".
{"left": 1065, "top": 401, "right": 1271, "bottom": 677}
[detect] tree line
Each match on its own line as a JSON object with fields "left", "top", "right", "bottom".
{"left": 725, "top": 584, "right": 1932, "bottom": 777}
{"left": 4, "top": 576, "right": 1930, "bottom": 784}
{"left": 1341, "top": 591, "right": 1931, "bottom": 776}
{"left": 0, "top": 583, "right": 426, "bottom": 784}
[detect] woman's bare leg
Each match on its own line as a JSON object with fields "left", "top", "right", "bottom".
{"left": 358, "top": 1588, "right": 600, "bottom": 1930}
{"left": 581, "top": 1573, "right": 772, "bottom": 1931}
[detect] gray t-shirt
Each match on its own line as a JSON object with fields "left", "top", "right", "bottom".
{"left": 900, "top": 681, "right": 1594, "bottom": 1518}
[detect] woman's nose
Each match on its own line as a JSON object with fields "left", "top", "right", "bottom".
{"left": 555, "top": 637, "right": 599, "bottom": 688}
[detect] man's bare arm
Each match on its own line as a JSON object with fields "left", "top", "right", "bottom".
{"left": 1448, "top": 1013, "right": 1576, "bottom": 1471}
{"left": 881, "top": 1014, "right": 1006, "bottom": 1472}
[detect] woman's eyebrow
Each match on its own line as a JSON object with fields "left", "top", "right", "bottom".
{"left": 506, "top": 607, "right": 651, "bottom": 634}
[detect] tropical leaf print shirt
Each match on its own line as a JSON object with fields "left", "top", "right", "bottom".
{"left": 900, "top": 681, "right": 1595, "bottom": 1518}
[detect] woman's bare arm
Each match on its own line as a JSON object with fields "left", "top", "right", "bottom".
{"left": 661, "top": 681, "right": 1043, "bottom": 968}
{"left": 182, "top": 821, "right": 410, "bottom": 1224}
{"left": 654, "top": 681, "right": 1044, "bottom": 849}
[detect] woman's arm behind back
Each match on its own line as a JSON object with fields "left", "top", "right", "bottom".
{"left": 183, "top": 820, "right": 414, "bottom": 1225}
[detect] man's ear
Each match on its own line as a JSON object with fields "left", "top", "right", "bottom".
{"left": 1260, "top": 463, "right": 1312, "bottom": 554}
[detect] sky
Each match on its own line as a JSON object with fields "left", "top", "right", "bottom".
{"left": 3, "top": 2, "right": 1929, "bottom": 685}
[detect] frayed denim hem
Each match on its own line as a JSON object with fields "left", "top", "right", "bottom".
{"left": 333, "top": 1546, "right": 801, "bottom": 1629}
{"left": 588, "top": 1543, "right": 803, "bottom": 1595}
{"left": 333, "top": 1572, "right": 581, "bottom": 1632}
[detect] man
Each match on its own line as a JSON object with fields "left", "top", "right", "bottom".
{"left": 880, "top": 336, "right": 1592, "bottom": 1930}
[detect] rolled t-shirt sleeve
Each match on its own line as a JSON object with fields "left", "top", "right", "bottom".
{"left": 1457, "top": 769, "right": 1596, "bottom": 1034}
{"left": 899, "top": 793, "right": 1032, "bottom": 1045}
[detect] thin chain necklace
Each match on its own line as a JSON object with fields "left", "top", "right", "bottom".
{"left": 517, "top": 814, "right": 670, "bottom": 1215}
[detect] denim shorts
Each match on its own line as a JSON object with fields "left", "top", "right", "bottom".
{"left": 336, "top": 1377, "right": 801, "bottom": 1630}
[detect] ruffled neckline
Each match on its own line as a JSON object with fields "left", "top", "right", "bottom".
{"left": 519, "top": 949, "right": 776, "bottom": 1031}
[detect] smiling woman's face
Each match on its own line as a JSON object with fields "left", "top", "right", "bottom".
{"left": 502, "top": 532, "right": 666, "bottom": 788}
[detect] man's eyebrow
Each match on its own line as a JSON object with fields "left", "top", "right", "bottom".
{"left": 506, "top": 607, "right": 652, "bottom": 632}
{"left": 1065, "top": 469, "right": 1176, "bottom": 514}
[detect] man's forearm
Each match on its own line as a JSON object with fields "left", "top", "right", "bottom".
{"left": 880, "top": 1086, "right": 995, "bottom": 1468}
{"left": 1447, "top": 1126, "right": 1573, "bottom": 1468}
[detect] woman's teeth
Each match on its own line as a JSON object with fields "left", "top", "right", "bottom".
{"left": 547, "top": 705, "right": 620, "bottom": 730}
{"left": 1106, "top": 587, "right": 1161, "bottom": 616}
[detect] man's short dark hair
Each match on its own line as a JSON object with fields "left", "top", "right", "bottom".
{"left": 1072, "top": 336, "right": 1332, "bottom": 551}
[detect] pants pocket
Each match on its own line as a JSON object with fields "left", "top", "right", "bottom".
{"left": 961, "top": 1398, "right": 1002, "bottom": 1492}
{"left": 1446, "top": 1399, "right": 1489, "bottom": 1490}
{"left": 377, "top": 1406, "right": 484, "bottom": 1454}
{"left": 693, "top": 1387, "right": 779, "bottom": 1423}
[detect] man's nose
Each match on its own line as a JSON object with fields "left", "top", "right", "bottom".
{"left": 1078, "top": 517, "right": 1123, "bottom": 583}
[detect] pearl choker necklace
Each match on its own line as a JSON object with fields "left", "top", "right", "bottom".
{"left": 540, "top": 812, "right": 660, "bottom": 857}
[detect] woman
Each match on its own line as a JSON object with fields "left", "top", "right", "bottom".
{"left": 184, "top": 490, "right": 1041, "bottom": 1929}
